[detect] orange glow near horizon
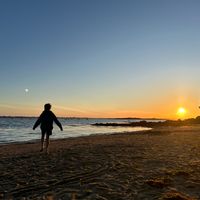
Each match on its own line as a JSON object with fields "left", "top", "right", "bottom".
{"left": 0, "top": 102, "right": 199, "bottom": 120}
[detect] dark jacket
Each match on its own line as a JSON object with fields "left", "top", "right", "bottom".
{"left": 33, "top": 110, "right": 63, "bottom": 131}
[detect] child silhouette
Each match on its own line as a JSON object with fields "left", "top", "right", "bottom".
{"left": 33, "top": 103, "right": 63, "bottom": 153}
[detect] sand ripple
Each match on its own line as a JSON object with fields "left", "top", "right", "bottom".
{"left": 1, "top": 127, "right": 200, "bottom": 199}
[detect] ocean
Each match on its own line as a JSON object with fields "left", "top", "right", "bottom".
{"left": 0, "top": 117, "right": 155, "bottom": 144}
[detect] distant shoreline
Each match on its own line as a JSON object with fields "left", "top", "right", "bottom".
{"left": 93, "top": 116, "right": 200, "bottom": 128}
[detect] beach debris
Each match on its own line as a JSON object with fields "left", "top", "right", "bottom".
{"left": 174, "top": 170, "right": 190, "bottom": 177}
{"left": 146, "top": 178, "right": 171, "bottom": 188}
{"left": 71, "top": 192, "right": 76, "bottom": 200}
{"left": 42, "top": 192, "right": 56, "bottom": 200}
{"left": 160, "top": 191, "right": 197, "bottom": 200}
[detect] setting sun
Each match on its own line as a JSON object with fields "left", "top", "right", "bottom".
{"left": 177, "top": 107, "right": 187, "bottom": 118}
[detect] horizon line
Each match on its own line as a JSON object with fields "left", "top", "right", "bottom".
{"left": 0, "top": 115, "right": 167, "bottom": 120}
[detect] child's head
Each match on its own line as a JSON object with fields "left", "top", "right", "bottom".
{"left": 44, "top": 103, "right": 51, "bottom": 111}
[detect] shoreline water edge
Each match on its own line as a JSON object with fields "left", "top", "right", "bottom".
{"left": 0, "top": 117, "right": 156, "bottom": 144}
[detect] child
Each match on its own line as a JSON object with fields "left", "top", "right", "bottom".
{"left": 33, "top": 103, "right": 63, "bottom": 153}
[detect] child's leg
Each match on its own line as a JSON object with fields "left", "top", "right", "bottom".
{"left": 45, "top": 134, "right": 50, "bottom": 153}
{"left": 40, "top": 130, "right": 45, "bottom": 151}
{"left": 45, "top": 130, "right": 52, "bottom": 153}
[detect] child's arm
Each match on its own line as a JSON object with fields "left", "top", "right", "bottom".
{"left": 33, "top": 114, "right": 42, "bottom": 130}
{"left": 53, "top": 114, "right": 63, "bottom": 131}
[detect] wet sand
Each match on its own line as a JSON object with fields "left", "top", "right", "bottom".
{"left": 1, "top": 126, "right": 200, "bottom": 199}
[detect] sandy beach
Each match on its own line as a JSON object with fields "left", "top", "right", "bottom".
{"left": 1, "top": 126, "right": 200, "bottom": 199}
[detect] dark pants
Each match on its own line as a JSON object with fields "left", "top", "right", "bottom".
{"left": 41, "top": 129, "right": 52, "bottom": 137}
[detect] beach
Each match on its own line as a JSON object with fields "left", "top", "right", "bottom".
{"left": 1, "top": 126, "right": 200, "bottom": 199}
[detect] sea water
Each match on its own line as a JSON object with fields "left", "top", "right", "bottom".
{"left": 0, "top": 117, "right": 155, "bottom": 144}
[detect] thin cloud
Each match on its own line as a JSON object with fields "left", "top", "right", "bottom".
{"left": 53, "top": 105, "right": 88, "bottom": 114}
{"left": 0, "top": 104, "right": 19, "bottom": 109}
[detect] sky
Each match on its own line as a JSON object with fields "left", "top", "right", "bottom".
{"left": 1, "top": 0, "right": 200, "bottom": 119}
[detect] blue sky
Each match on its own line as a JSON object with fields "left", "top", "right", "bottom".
{"left": 1, "top": 0, "right": 200, "bottom": 118}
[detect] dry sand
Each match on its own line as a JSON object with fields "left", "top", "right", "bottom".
{"left": 1, "top": 126, "right": 200, "bottom": 199}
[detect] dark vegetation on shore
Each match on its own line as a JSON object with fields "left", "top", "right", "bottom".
{"left": 93, "top": 116, "right": 200, "bottom": 128}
